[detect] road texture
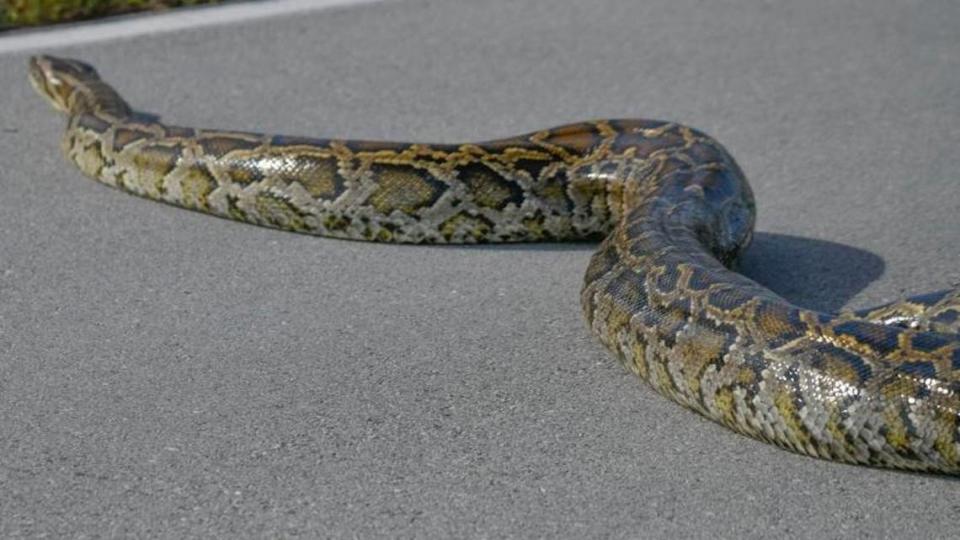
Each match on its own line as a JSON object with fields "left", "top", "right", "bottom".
{"left": 1, "top": 0, "right": 959, "bottom": 537}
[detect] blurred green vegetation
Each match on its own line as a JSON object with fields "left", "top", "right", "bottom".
{"left": 1, "top": 0, "right": 223, "bottom": 28}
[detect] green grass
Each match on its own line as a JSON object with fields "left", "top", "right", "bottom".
{"left": 1, "top": 0, "right": 223, "bottom": 28}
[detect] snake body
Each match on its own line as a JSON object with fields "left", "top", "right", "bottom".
{"left": 30, "top": 56, "right": 960, "bottom": 473}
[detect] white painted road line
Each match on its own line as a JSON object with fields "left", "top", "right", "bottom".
{"left": 0, "top": 0, "right": 388, "bottom": 54}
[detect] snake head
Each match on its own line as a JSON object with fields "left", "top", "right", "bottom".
{"left": 28, "top": 55, "right": 101, "bottom": 114}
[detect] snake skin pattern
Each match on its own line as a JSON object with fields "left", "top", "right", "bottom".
{"left": 29, "top": 56, "right": 960, "bottom": 473}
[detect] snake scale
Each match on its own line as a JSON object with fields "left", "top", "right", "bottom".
{"left": 29, "top": 55, "right": 960, "bottom": 473}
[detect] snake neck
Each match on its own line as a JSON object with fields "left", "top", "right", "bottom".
{"left": 70, "top": 82, "right": 132, "bottom": 119}
{"left": 58, "top": 67, "right": 132, "bottom": 119}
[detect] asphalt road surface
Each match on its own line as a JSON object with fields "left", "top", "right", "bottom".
{"left": 1, "top": 0, "right": 958, "bottom": 537}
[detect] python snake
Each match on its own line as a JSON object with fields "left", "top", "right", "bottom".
{"left": 29, "top": 56, "right": 960, "bottom": 473}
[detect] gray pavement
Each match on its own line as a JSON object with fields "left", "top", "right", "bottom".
{"left": 1, "top": 0, "right": 959, "bottom": 537}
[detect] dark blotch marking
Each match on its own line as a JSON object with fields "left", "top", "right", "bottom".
{"left": 542, "top": 122, "right": 604, "bottom": 154}
{"left": 457, "top": 162, "right": 525, "bottom": 210}
{"left": 76, "top": 113, "right": 111, "bottom": 134}
{"left": 907, "top": 289, "right": 952, "bottom": 307}
{"left": 686, "top": 266, "right": 713, "bottom": 291}
{"left": 366, "top": 163, "right": 447, "bottom": 214}
{"left": 833, "top": 320, "right": 901, "bottom": 354}
{"left": 706, "top": 287, "right": 753, "bottom": 311}
{"left": 280, "top": 155, "right": 347, "bottom": 200}
{"left": 754, "top": 302, "right": 805, "bottom": 348}
{"left": 809, "top": 343, "right": 873, "bottom": 385}
{"left": 654, "top": 268, "right": 680, "bottom": 294}
{"left": 271, "top": 134, "right": 328, "bottom": 147}
{"left": 199, "top": 136, "right": 261, "bottom": 158}
{"left": 342, "top": 139, "right": 410, "bottom": 153}
{"left": 911, "top": 332, "right": 953, "bottom": 353}
{"left": 933, "top": 309, "right": 959, "bottom": 325}
{"left": 513, "top": 158, "right": 552, "bottom": 181}
{"left": 895, "top": 361, "right": 937, "bottom": 380}
{"left": 135, "top": 144, "right": 181, "bottom": 175}
{"left": 480, "top": 135, "right": 536, "bottom": 153}
{"left": 163, "top": 125, "right": 195, "bottom": 138}
{"left": 112, "top": 127, "right": 151, "bottom": 152}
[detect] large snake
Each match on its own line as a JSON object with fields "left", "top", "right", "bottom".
{"left": 29, "top": 55, "right": 960, "bottom": 473}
